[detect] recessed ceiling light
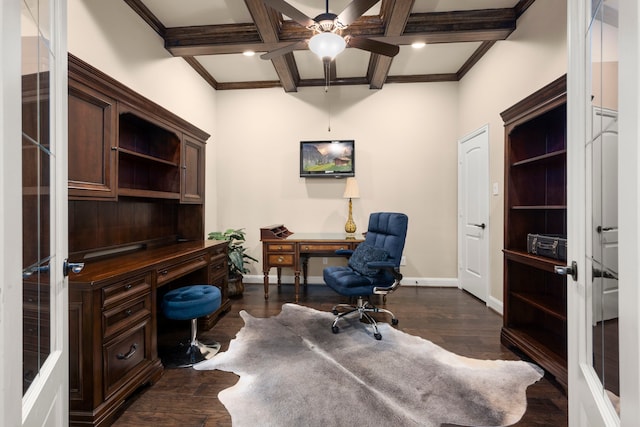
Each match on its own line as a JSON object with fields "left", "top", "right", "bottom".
{"left": 411, "top": 42, "right": 426, "bottom": 49}
{"left": 243, "top": 50, "right": 256, "bottom": 57}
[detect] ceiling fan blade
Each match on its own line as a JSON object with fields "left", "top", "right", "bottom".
{"left": 260, "top": 40, "right": 308, "bottom": 60}
{"left": 336, "top": 0, "right": 379, "bottom": 27}
{"left": 346, "top": 36, "right": 399, "bottom": 57}
{"left": 263, "top": 0, "right": 316, "bottom": 28}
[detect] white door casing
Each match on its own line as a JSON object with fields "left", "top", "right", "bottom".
{"left": 457, "top": 125, "right": 490, "bottom": 303}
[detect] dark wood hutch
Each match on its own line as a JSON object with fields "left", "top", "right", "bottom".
{"left": 500, "top": 75, "right": 568, "bottom": 390}
{"left": 67, "top": 54, "right": 229, "bottom": 426}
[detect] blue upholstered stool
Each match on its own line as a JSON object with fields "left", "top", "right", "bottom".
{"left": 161, "top": 284, "right": 222, "bottom": 368}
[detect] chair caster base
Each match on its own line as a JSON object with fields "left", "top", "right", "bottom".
{"left": 374, "top": 332, "right": 382, "bottom": 340}
{"left": 332, "top": 325, "right": 340, "bottom": 334}
{"left": 392, "top": 318, "right": 399, "bottom": 326}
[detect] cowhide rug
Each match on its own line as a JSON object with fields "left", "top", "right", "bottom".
{"left": 194, "top": 303, "right": 543, "bottom": 427}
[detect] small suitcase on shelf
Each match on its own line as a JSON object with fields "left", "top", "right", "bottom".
{"left": 527, "top": 234, "right": 567, "bottom": 261}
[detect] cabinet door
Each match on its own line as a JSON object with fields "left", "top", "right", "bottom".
{"left": 181, "top": 135, "right": 205, "bottom": 204}
{"left": 68, "top": 80, "right": 117, "bottom": 199}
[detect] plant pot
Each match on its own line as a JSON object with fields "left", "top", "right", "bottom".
{"left": 228, "top": 275, "right": 244, "bottom": 298}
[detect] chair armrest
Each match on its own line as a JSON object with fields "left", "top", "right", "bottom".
{"left": 335, "top": 249, "right": 354, "bottom": 257}
{"left": 367, "top": 261, "right": 403, "bottom": 282}
{"left": 366, "top": 260, "right": 395, "bottom": 270}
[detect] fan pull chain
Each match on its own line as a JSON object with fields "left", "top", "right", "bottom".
{"left": 325, "top": 59, "right": 331, "bottom": 132}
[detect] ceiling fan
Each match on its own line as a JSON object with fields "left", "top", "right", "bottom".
{"left": 260, "top": 0, "right": 400, "bottom": 62}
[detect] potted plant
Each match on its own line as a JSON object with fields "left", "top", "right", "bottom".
{"left": 208, "top": 228, "right": 258, "bottom": 297}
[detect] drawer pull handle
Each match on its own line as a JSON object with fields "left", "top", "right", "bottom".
{"left": 278, "top": 257, "right": 284, "bottom": 262}
{"left": 124, "top": 284, "right": 133, "bottom": 290}
{"left": 117, "top": 343, "right": 138, "bottom": 360}
{"left": 125, "top": 309, "right": 133, "bottom": 316}
{"left": 277, "top": 246, "right": 282, "bottom": 250}
{"left": 160, "top": 270, "right": 168, "bottom": 275}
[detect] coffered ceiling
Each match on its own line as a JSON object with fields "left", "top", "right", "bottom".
{"left": 124, "top": 0, "right": 535, "bottom": 92}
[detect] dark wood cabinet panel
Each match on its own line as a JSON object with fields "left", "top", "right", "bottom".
{"left": 68, "top": 81, "right": 117, "bottom": 200}
{"left": 181, "top": 135, "right": 205, "bottom": 204}
{"left": 500, "top": 75, "right": 568, "bottom": 390}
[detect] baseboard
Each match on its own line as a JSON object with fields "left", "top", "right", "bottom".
{"left": 243, "top": 274, "right": 458, "bottom": 288}
{"left": 487, "top": 295, "right": 504, "bottom": 315}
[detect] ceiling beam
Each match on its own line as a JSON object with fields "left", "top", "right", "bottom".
{"left": 244, "top": 0, "right": 299, "bottom": 92}
{"left": 367, "top": 0, "right": 415, "bottom": 89}
{"left": 163, "top": 9, "right": 517, "bottom": 57}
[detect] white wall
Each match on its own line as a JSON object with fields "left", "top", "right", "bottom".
{"left": 458, "top": 0, "right": 567, "bottom": 306}
{"left": 66, "top": 0, "right": 567, "bottom": 299}
{"left": 214, "top": 83, "right": 460, "bottom": 281}
{"left": 67, "top": 0, "right": 219, "bottom": 233}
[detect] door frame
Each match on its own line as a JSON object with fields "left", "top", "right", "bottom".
{"left": 616, "top": 0, "right": 640, "bottom": 423}
{"left": 457, "top": 124, "right": 490, "bottom": 303}
{"left": 1, "top": 0, "right": 25, "bottom": 423}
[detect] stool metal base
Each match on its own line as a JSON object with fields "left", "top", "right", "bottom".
{"left": 162, "top": 339, "right": 221, "bottom": 368}
{"left": 161, "top": 318, "right": 221, "bottom": 368}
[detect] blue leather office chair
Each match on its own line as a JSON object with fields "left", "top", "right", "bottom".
{"left": 323, "top": 212, "right": 408, "bottom": 340}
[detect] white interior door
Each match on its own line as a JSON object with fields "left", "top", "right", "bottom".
{"left": 457, "top": 125, "right": 489, "bottom": 302}
{"left": 20, "top": 0, "right": 69, "bottom": 425}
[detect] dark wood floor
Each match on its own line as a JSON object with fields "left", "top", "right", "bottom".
{"left": 112, "top": 284, "right": 568, "bottom": 426}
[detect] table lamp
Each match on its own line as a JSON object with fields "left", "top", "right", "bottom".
{"left": 343, "top": 177, "right": 360, "bottom": 235}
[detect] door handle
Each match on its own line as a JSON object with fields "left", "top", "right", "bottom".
{"left": 554, "top": 261, "right": 578, "bottom": 281}
{"left": 63, "top": 259, "right": 85, "bottom": 277}
{"left": 471, "top": 223, "right": 486, "bottom": 229}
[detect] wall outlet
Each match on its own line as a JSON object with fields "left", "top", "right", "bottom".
{"left": 322, "top": 257, "right": 328, "bottom": 265}
{"left": 400, "top": 255, "right": 407, "bottom": 266}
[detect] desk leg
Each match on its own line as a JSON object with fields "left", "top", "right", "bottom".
{"left": 277, "top": 267, "right": 282, "bottom": 286}
{"left": 301, "top": 255, "right": 309, "bottom": 286}
{"left": 294, "top": 271, "right": 300, "bottom": 303}
{"left": 263, "top": 270, "right": 269, "bottom": 300}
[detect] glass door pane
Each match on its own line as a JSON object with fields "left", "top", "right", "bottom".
{"left": 21, "top": 0, "right": 53, "bottom": 395}
{"left": 589, "top": 0, "right": 620, "bottom": 411}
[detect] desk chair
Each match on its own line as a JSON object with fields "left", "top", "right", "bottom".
{"left": 323, "top": 212, "right": 408, "bottom": 340}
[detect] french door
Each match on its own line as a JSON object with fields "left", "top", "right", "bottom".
{"left": 1, "top": 0, "right": 68, "bottom": 425}
{"left": 567, "top": 0, "right": 639, "bottom": 425}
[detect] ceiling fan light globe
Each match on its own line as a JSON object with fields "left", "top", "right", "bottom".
{"left": 309, "top": 32, "right": 346, "bottom": 60}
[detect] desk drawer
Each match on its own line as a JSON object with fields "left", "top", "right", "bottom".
{"left": 300, "top": 243, "right": 350, "bottom": 252}
{"left": 102, "top": 273, "right": 152, "bottom": 309}
{"left": 156, "top": 255, "right": 208, "bottom": 286}
{"left": 267, "top": 243, "right": 295, "bottom": 252}
{"left": 209, "top": 255, "right": 227, "bottom": 280}
{"left": 103, "top": 294, "right": 151, "bottom": 340}
{"left": 103, "top": 320, "right": 151, "bottom": 399}
{"left": 268, "top": 254, "right": 294, "bottom": 267}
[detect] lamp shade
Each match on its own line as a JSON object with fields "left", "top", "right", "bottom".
{"left": 308, "top": 32, "right": 346, "bottom": 60}
{"left": 343, "top": 177, "right": 360, "bottom": 199}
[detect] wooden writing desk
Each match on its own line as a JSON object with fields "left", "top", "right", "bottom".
{"left": 260, "top": 225, "right": 363, "bottom": 302}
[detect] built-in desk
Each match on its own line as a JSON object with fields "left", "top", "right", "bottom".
{"left": 68, "top": 240, "right": 229, "bottom": 427}
{"left": 261, "top": 229, "right": 363, "bottom": 302}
